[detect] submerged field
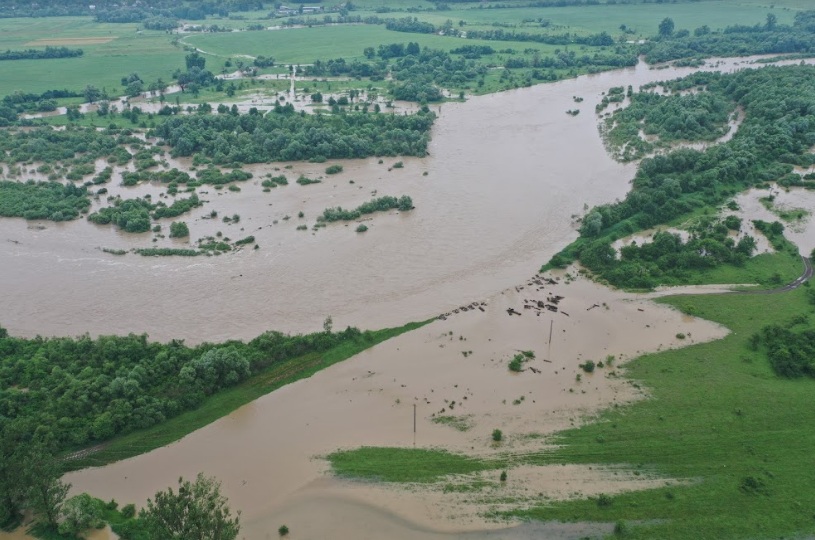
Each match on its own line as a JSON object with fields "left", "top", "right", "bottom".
{"left": 4, "top": 1, "right": 815, "bottom": 539}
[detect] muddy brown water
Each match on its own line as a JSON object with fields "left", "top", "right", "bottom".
{"left": 3, "top": 56, "right": 809, "bottom": 540}
{"left": 3, "top": 56, "right": 800, "bottom": 344}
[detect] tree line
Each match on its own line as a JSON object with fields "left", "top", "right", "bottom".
{"left": 547, "top": 64, "right": 815, "bottom": 287}
{"left": 0, "top": 324, "right": 370, "bottom": 468}
{"left": 152, "top": 108, "right": 436, "bottom": 163}
{"left": 0, "top": 47, "right": 83, "bottom": 62}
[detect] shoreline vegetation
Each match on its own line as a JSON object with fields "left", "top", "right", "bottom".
{"left": 5, "top": 2, "right": 815, "bottom": 538}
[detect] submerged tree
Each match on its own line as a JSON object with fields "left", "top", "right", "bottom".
{"left": 143, "top": 473, "right": 240, "bottom": 540}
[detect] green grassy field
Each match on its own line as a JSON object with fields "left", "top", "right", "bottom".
{"left": 396, "top": 2, "right": 794, "bottom": 37}
{"left": 0, "top": 18, "right": 184, "bottom": 96}
{"left": 63, "top": 320, "right": 429, "bottom": 471}
{"left": 327, "top": 280, "right": 815, "bottom": 539}
{"left": 182, "top": 24, "right": 564, "bottom": 64}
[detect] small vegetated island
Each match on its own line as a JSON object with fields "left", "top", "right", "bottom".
{"left": 4, "top": 1, "right": 815, "bottom": 538}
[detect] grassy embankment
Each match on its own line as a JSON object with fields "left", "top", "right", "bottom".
{"left": 328, "top": 281, "right": 815, "bottom": 539}
{"left": 65, "top": 319, "right": 430, "bottom": 471}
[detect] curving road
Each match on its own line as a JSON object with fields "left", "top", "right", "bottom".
{"left": 740, "top": 256, "right": 813, "bottom": 295}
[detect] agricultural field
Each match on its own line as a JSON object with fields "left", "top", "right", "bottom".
{"left": 4, "top": 1, "right": 815, "bottom": 539}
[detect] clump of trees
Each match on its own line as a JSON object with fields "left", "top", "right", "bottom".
{"left": 0, "top": 46, "right": 83, "bottom": 61}
{"left": 152, "top": 110, "right": 435, "bottom": 163}
{"left": 550, "top": 65, "right": 815, "bottom": 287}
{"left": 644, "top": 11, "right": 815, "bottom": 64}
{"left": 604, "top": 89, "right": 735, "bottom": 161}
{"left": 317, "top": 195, "right": 413, "bottom": 223}
{"left": 0, "top": 323, "right": 370, "bottom": 455}
{"left": 88, "top": 194, "right": 201, "bottom": 233}
{"left": 0, "top": 181, "right": 90, "bottom": 221}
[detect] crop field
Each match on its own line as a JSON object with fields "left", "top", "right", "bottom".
{"left": 0, "top": 18, "right": 184, "bottom": 96}
{"left": 182, "top": 24, "right": 565, "bottom": 64}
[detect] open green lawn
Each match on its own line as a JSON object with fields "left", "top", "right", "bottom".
{"left": 399, "top": 2, "right": 794, "bottom": 37}
{"left": 183, "top": 24, "right": 565, "bottom": 64}
{"left": 510, "top": 287, "right": 815, "bottom": 539}
{"left": 0, "top": 18, "right": 184, "bottom": 96}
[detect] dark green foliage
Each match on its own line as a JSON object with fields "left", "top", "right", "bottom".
{"left": 135, "top": 247, "right": 199, "bottom": 256}
{"left": 261, "top": 175, "right": 288, "bottom": 188}
{"left": 122, "top": 169, "right": 192, "bottom": 186}
{"left": 234, "top": 235, "right": 255, "bottom": 246}
{"left": 492, "top": 429, "right": 503, "bottom": 442}
{"left": 580, "top": 360, "right": 596, "bottom": 373}
{"left": 143, "top": 474, "right": 239, "bottom": 540}
{"left": 195, "top": 167, "right": 252, "bottom": 185}
{"left": 0, "top": 47, "right": 83, "bottom": 61}
{"left": 278, "top": 525, "right": 289, "bottom": 537}
{"left": 508, "top": 354, "right": 525, "bottom": 372}
{"left": 317, "top": 195, "right": 413, "bottom": 223}
{"left": 168, "top": 221, "right": 189, "bottom": 238}
{"left": 88, "top": 198, "right": 153, "bottom": 233}
{"left": 0, "top": 324, "right": 369, "bottom": 455}
{"left": 355, "top": 224, "right": 368, "bottom": 233}
{"left": 0, "top": 127, "right": 123, "bottom": 164}
{"left": 152, "top": 110, "right": 435, "bottom": 163}
{"left": 325, "top": 164, "right": 343, "bottom": 175}
{"left": 644, "top": 13, "right": 815, "bottom": 64}
{"left": 582, "top": 222, "right": 757, "bottom": 290}
{"left": 0, "top": 181, "right": 90, "bottom": 221}
{"left": 604, "top": 90, "right": 734, "bottom": 161}
{"left": 554, "top": 65, "right": 815, "bottom": 288}
{"left": 295, "top": 175, "right": 321, "bottom": 185}
{"left": 751, "top": 321, "right": 815, "bottom": 378}
{"left": 152, "top": 195, "right": 201, "bottom": 220}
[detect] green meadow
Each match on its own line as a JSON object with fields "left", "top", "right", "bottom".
{"left": 0, "top": 18, "right": 184, "bottom": 96}
{"left": 328, "top": 277, "right": 815, "bottom": 539}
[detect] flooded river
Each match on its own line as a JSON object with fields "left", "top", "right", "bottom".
{"left": 0, "top": 57, "right": 785, "bottom": 344}
{"left": 5, "top": 55, "right": 810, "bottom": 540}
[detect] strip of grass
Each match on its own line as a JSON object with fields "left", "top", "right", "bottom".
{"left": 63, "top": 320, "right": 430, "bottom": 471}
{"left": 506, "top": 287, "right": 815, "bottom": 539}
{"left": 328, "top": 447, "right": 504, "bottom": 483}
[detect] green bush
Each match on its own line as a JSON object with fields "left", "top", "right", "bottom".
{"left": 169, "top": 221, "right": 190, "bottom": 238}
{"left": 492, "top": 429, "right": 503, "bottom": 442}
{"left": 325, "top": 164, "right": 343, "bottom": 175}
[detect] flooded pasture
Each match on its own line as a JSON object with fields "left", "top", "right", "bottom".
{"left": 4, "top": 55, "right": 808, "bottom": 539}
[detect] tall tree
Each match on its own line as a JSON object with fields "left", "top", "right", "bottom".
{"left": 25, "top": 446, "right": 70, "bottom": 528}
{"left": 143, "top": 473, "right": 240, "bottom": 540}
{"left": 658, "top": 17, "right": 675, "bottom": 38}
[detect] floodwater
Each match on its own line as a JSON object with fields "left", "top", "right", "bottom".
{"left": 65, "top": 271, "right": 727, "bottom": 539}
{"left": 3, "top": 55, "right": 807, "bottom": 539}
{"left": 0, "top": 56, "right": 795, "bottom": 344}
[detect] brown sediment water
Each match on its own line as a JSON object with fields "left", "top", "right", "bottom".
{"left": 5, "top": 56, "right": 810, "bottom": 539}
{"left": 64, "top": 272, "right": 727, "bottom": 539}
{"left": 3, "top": 56, "right": 807, "bottom": 344}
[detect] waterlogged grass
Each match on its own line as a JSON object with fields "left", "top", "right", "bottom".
{"left": 431, "top": 414, "right": 475, "bottom": 432}
{"left": 328, "top": 447, "right": 504, "bottom": 483}
{"left": 505, "top": 287, "right": 815, "bottom": 539}
{"left": 64, "top": 320, "right": 430, "bottom": 471}
{"left": 325, "top": 288, "right": 815, "bottom": 538}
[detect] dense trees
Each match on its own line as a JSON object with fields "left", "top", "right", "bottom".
{"left": 644, "top": 11, "right": 815, "bottom": 64}
{"left": 0, "top": 47, "right": 82, "bottom": 61}
{"left": 152, "top": 109, "right": 435, "bottom": 163}
{"left": 318, "top": 195, "right": 413, "bottom": 223}
{"left": 604, "top": 90, "right": 735, "bottom": 161}
{"left": 143, "top": 474, "right": 240, "bottom": 540}
{"left": 0, "top": 325, "right": 369, "bottom": 454}
{"left": 0, "top": 181, "right": 90, "bottom": 221}
{"left": 553, "top": 64, "right": 815, "bottom": 287}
